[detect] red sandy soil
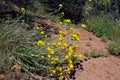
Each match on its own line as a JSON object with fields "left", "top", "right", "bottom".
{"left": 75, "top": 56, "right": 120, "bottom": 80}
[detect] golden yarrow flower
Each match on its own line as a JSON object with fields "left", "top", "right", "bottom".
{"left": 40, "top": 31, "right": 45, "bottom": 35}
{"left": 65, "top": 55, "right": 69, "bottom": 60}
{"left": 61, "top": 12, "right": 64, "bottom": 15}
{"left": 56, "top": 67, "right": 62, "bottom": 72}
{"left": 81, "top": 23, "right": 87, "bottom": 29}
{"left": 37, "top": 40, "right": 45, "bottom": 46}
{"left": 47, "top": 55, "right": 51, "bottom": 58}
{"left": 34, "top": 23, "right": 40, "bottom": 30}
{"left": 64, "top": 19, "right": 71, "bottom": 23}
{"left": 69, "top": 27, "right": 73, "bottom": 32}
{"left": 50, "top": 49, "right": 55, "bottom": 54}
{"left": 58, "top": 4, "right": 63, "bottom": 7}
{"left": 41, "top": 55, "right": 45, "bottom": 59}
{"left": 78, "top": 54, "right": 83, "bottom": 60}
{"left": 21, "top": 7, "right": 25, "bottom": 12}
{"left": 59, "top": 22, "right": 63, "bottom": 25}
{"left": 69, "top": 64, "right": 73, "bottom": 69}
{"left": 51, "top": 69, "right": 56, "bottom": 74}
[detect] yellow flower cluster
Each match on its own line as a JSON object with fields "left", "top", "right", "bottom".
{"left": 61, "top": 12, "right": 64, "bottom": 15}
{"left": 58, "top": 4, "right": 63, "bottom": 8}
{"left": 59, "top": 22, "right": 63, "bottom": 25}
{"left": 81, "top": 23, "right": 87, "bottom": 29}
{"left": 71, "top": 32, "right": 80, "bottom": 41}
{"left": 21, "top": 7, "right": 26, "bottom": 13}
{"left": 64, "top": 19, "right": 71, "bottom": 23}
{"left": 37, "top": 40, "right": 45, "bottom": 46}
{"left": 36, "top": 28, "right": 83, "bottom": 78}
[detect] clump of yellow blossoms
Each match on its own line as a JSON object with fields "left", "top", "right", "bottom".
{"left": 36, "top": 27, "right": 83, "bottom": 79}
{"left": 81, "top": 23, "right": 87, "bottom": 29}
{"left": 61, "top": 12, "right": 64, "bottom": 15}
{"left": 64, "top": 19, "right": 71, "bottom": 23}
{"left": 58, "top": 4, "right": 63, "bottom": 8}
{"left": 21, "top": 7, "right": 26, "bottom": 13}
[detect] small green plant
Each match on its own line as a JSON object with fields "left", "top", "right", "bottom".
{"left": 109, "top": 42, "right": 120, "bottom": 56}
{"left": 86, "top": 14, "right": 120, "bottom": 55}
{"left": 84, "top": 51, "right": 108, "bottom": 59}
{"left": 101, "top": 34, "right": 108, "bottom": 42}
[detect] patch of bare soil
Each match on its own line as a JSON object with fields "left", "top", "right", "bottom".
{"left": 75, "top": 56, "right": 120, "bottom": 80}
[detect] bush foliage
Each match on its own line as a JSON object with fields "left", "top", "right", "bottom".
{"left": 40, "top": 0, "right": 113, "bottom": 23}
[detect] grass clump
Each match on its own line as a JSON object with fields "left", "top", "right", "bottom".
{"left": 86, "top": 14, "right": 120, "bottom": 55}
{"left": 109, "top": 42, "right": 120, "bottom": 56}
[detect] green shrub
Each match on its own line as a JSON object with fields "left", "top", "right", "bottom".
{"left": 40, "top": 0, "right": 112, "bottom": 23}
{"left": 86, "top": 14, "right": 119, "bottom": 41}
{"left": 109, "top": 42, "right": 120, "bottom": 55}
{"left": 86, "top": 14, "right": 120, "bottom": 55}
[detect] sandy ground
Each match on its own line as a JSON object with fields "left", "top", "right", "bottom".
{"left": 76, "top": 56, "right": 120, "bottom": 80}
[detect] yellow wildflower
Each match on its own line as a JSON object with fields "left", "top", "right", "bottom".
{"left": 62, "top": 32, "right": 66, "bottom": 36}
{"left": 66, "top": 68, "right": 71, "bottom": 74}
{"left": 47, "top": 47, "right": 51, "bottom": 51}
{"left": 50, "top": 49, "right": 55, "bottom": 54}
{"left": 37, "top": 40, "right": 45, "bottom": 46}
{"left": 50, "top": 73, "right": 53, "bottom": 76}
{"left": 71, "top": 34, "right": 77, "bottom": 38}
{"left": 56, "top": 67, "right": 62, "bottom": 72}
{"left": 69, "top": 64, "right": 73, "bottom": 69}
{"left": 34, "top": 23, "right": 40, "bottom": 30}
{"left": 54, "top": 57, "right": 59, "bottom": 62}
{"left": 76, "top": 37, "right": 80, "bottom": 41}
{"left": 59, "top": 30, "right": 63, "bottom": 34}
{"left": 61, "top": 12, "right": 64, "bottom": 15}
{"left": 51, "top": 69, "right": 56, "bottom": 74}
{"left": 62, "top": 46, "right": 65, "bottom": 50}
{"left": 68, "top": 47, "right": 73, "bottom": 53}
{"left": 63, "top": 43, "right": 68, "bottom": 47}
{"left": 68, "top": 52, "right": 72, "bottom": 56}
{"left": 78, "top": 54, "right": 83, "bottom": 60}
{"left": 65, "top": 55, "right": 69, "bottom": 60}
{"left": 51, "top": 61, "right": 57, "bottom": 64}
{"left": 47, "top": 42, "right": 50, "bottom": 46}
{"left": 41, "top": 55, "right": 45, "bottom": 59}
{"left": 69, "top": 60, "right": 73, "bottom": 64}
{"left": 58, "top": 42, "right": 62, "bottom": 46}
{"left": 64, "top": 19, "right": 71, "bottom": 23}
{"left": 76, "top": 32, "right": 80, "bottom": 36}
{"left": 58, "top": 4, "right": 63, "bottom": 8}
{"left": 40, "top": 31, "right": 45, "bottom": 35}
{"left": 21, "top": 7, "right": 25, "bottom": 12}
{"left": 47, "top": 55, "right": 51, "bottom": 58}
{"left": 73, "top": 54, "right": 77, "bottom": 57}
{"left": 60, "top": 72, "right": 63, "bottom": 76}
{"left": 69, "top": 27, "right": 73, "bottom": 32}
{"left": 81, "top": 23, "right": 87, "bottom": 29}
{"left": 58, "top": 35, "right": 63, "bottom": 41}
{"left": 44, "top": 35, "right": 47, "bottom": 38}
{"left": 59, "top": 22, "right": 63, "bottom": 25}
{"left": 52, "top": 42, "right": 56, "bottom": 46}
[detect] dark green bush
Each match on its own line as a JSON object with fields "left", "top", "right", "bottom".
{"left": 40, "top": 0, "right": 113, "bottom": 23}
